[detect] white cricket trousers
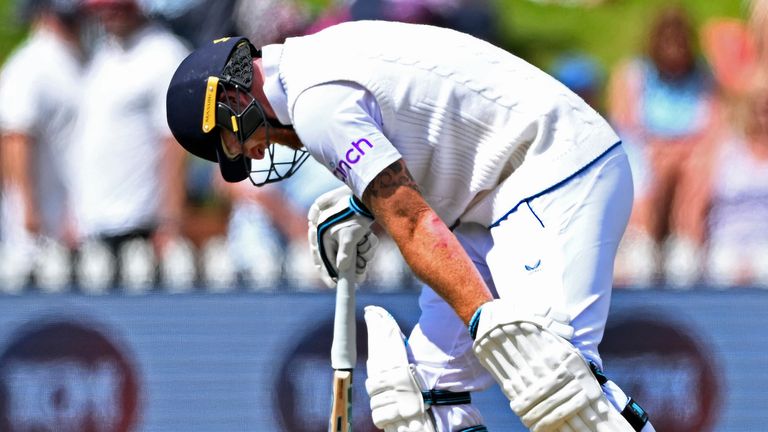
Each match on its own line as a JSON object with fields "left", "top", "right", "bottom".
{"left": 407, "top": 145, "right": 652, "bottom": 431}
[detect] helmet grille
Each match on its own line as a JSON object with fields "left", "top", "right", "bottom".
{"left": 221, "top": 42, "right": 253, "bottom": 89}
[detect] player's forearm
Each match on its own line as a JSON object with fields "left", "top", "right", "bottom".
{"left": 2, "top": 133, "right": 38, "bottom": 218}
{"left": 388, "top": 207, "right": 492, "bottom": 324}
{"left": 160, "top": 136, "right": 186, "bottom": 225}
{"left": 362, "top": 159, "right": 492, "bottom": 324}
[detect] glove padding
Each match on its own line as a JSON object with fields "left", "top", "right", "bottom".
{"left": 308, "top": 186, "right": 378, "bottom": 288}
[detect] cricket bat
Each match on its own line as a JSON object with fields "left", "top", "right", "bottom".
{"left": 329, "top": 267, "right": 356, "bottom": 432}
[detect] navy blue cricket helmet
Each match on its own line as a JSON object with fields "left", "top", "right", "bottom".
{"left": 166, "top": 36, "right": 308, "bottom": 185}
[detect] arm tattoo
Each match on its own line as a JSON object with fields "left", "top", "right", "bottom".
{"left": 366, "top": 160, "right": 421, "bottom": 200}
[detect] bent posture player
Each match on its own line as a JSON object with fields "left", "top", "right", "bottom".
{"left": 166, "top": 22, "right": 654, "bottom": 432}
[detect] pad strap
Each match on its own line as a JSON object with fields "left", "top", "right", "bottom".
{"left": 621, "top": 398, "right": 650, "bottom": 431}
{"left": 589, "top": 362, "right": 649, "bottom": 431}
{"left": 588, "top": 361, "right": 609, "bottom": 385}
{"left": 421, "top": 389, "right": 472, "bottom": 407}
{"left": 458, "top": 426, "right": 488, "bottom": 432}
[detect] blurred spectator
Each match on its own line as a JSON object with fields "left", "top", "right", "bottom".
{"left": 213, "top": 173, "right": 305, "bottom": 290}
{"left": 233, "top": 0, "right": 309, "bottom": 48}
{"left": 307, "top": 0, "right": 497, "bottom": 42}
{"left": 0, "top": 0, "right": 84, "bottom": 290}
{"left": 674, "top": 66, "right": 768, "bottom": 287}
{"left": 214, "top": 158, "right": 341, "bottom": 290}
{"left": 750, "top": 0, "right": 768, "bottom": 63}
{"left": 701, "top": 17, "right": 757, "bottom": 99}
{"left": 608, "top": 6, "right": 719, "bottom": 285}
{"left": 68, "top": 0, "right": 189, "bottom": 286}
{"left": 157, "top": 0, "right": 239, "bottom": 49}
{"left": 550, "top": 52, "right": 604, "bottom": 111}
{"left": 440, "top": 0, "right": 498, "bottom": 42}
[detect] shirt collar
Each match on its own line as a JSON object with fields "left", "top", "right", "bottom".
{"left": 261, "top": 44, "right": 292, "bottom": 126}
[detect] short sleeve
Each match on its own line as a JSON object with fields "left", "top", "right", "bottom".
{"left": 291, "top": 82, "right": 402, "bottom": 198}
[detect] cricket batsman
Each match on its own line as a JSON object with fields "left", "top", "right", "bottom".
{"left": 165, "top": 20, "right": 655, "bottom": 432}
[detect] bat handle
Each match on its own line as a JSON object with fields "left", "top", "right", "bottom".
{"left": 331, "top": 267, "right": 357, "bottom": 370}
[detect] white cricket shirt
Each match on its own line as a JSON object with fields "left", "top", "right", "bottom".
{"left": 0, "top": 29, "right": 81, "bottom": 240}
{"left": 68, "top": 24, "right": 189, "bottom": 237}
{"left": 263, "top": 21, "right": 620, "bottom": 226}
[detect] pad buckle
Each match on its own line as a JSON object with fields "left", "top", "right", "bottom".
{"left": 421, "top": 389, "right": 472, "bottom": 408}
{"left": 590, "top": 362, "right": 650, "bottom": 431}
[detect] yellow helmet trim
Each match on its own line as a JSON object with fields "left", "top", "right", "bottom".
{"left": 202, "top": 76, "right": 219, "bottom": 134}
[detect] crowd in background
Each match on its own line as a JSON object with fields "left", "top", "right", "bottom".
{"left": 609, "top": 2, "right": 768, "bottom": 289}
{"left": 0, "top": 0, "right": 765, "bottom": 294}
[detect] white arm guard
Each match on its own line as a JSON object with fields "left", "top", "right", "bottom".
{"left": 471, "top": 300, "right": 634, "bottom": 432}
{"left": 364, "top": 306, "right": 436, "bottom": 432}
{"left": 308, "top": 186, "right": 378, "bottom": 288}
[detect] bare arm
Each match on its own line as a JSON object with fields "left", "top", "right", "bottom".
{"left": 215, "top": 177, "right": 307, "bottom": 243}
{"left": 1, "top": 132, "right": 40, "bottom": 233}
{"left": 157, "top": 136, "right": 187, "bottom": 247}
{"left": 362, "top": 159, "right": 492, "bottom": 324}
{"left": 671, "top": 134, "right": 718, "bottom": 244}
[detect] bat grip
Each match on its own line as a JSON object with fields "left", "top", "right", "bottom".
{"left": 331, "top": 267, "right": 357, "bottom": 370}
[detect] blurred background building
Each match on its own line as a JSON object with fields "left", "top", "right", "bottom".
{"left": 0, "top": 0, "right": 765, "bottom": 431}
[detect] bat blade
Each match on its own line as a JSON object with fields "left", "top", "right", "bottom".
{"left": 329, "top": 369, "right": 353, "bottom": 432}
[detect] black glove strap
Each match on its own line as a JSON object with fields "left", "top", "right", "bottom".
{"left": 350, "top": 195, "right": 374, "bottom": 218}
{"left": 316, "top": 207, "right": 356, "bottom": 280}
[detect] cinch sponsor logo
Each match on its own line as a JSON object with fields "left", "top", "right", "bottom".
{"left": 331, "top": 138, "right": 374, "bottom": 182}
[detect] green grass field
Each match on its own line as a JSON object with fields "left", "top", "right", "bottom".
{"left": 0, "top": 0, "right": 748, "bottom": 69}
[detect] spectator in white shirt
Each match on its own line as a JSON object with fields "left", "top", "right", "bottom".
{"left": 0, "top": 0, "right": 84, "bottom": 285}
{"left": 68, "top": 0, "right": 189, "bottom": 284}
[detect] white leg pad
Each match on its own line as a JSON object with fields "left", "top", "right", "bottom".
{"left": 472, "top": 300, "right": 634, "bottom": 432}
{"left": 365, "top": 305, "right": 436, "bottom": 432}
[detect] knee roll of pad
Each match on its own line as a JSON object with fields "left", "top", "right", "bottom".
{"left": 472, "top": 300, "right": 634, "bottom": 432}
{"left": 366, "top": 362, "right": 435, "bottom": 432}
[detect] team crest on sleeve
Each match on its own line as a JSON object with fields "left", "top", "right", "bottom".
{"left": 331, "top": 138, "right": 374, "bottom": 182}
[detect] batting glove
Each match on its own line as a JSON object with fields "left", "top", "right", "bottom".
{"left": 308, "top": 186, "right": 378, "bottom": 288}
